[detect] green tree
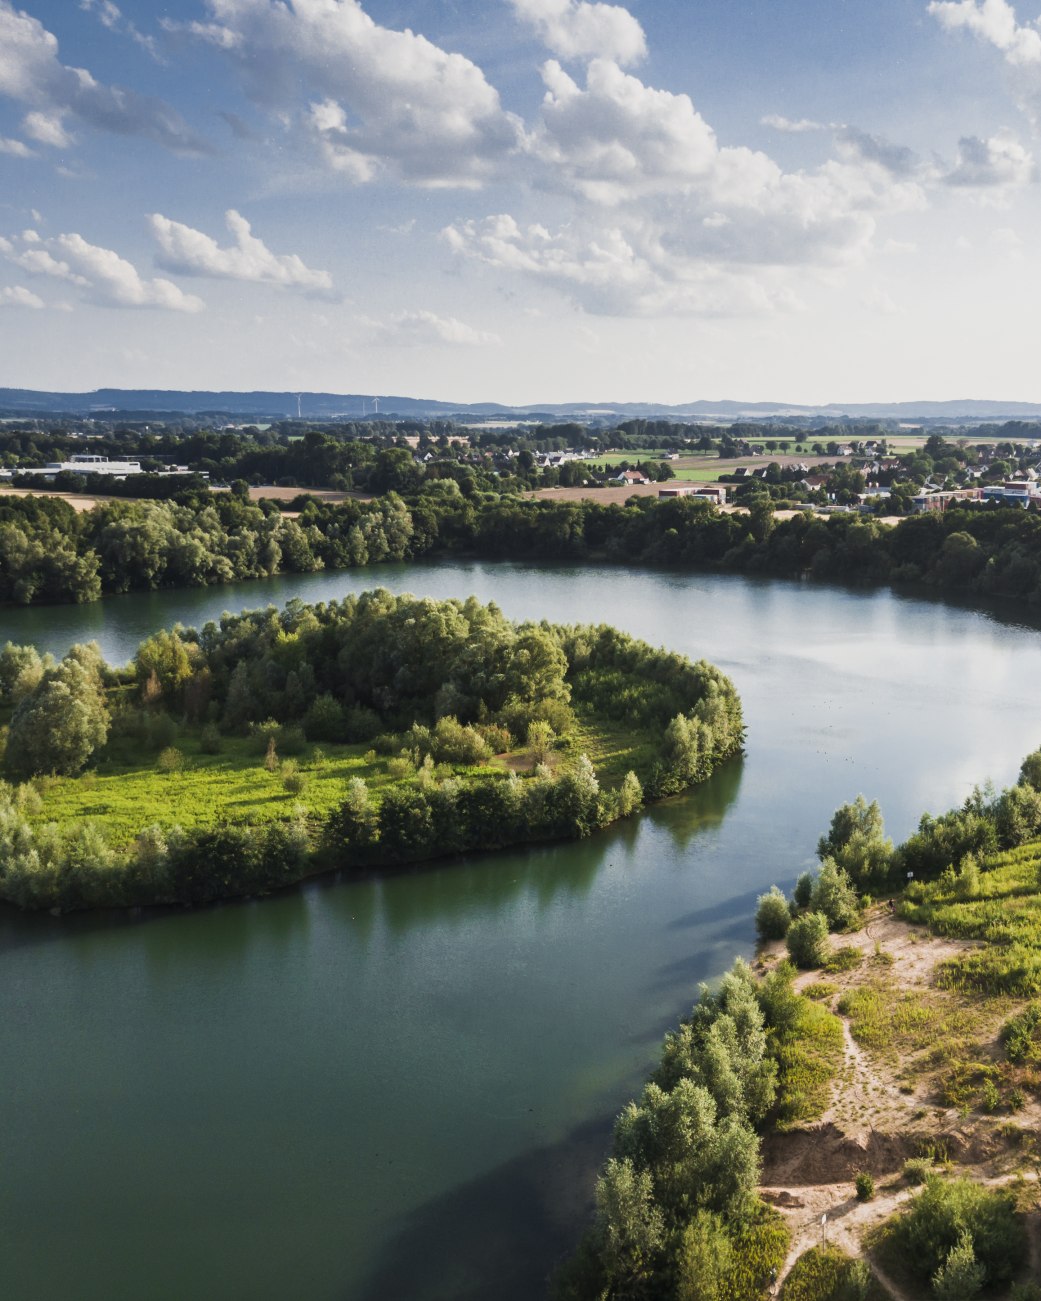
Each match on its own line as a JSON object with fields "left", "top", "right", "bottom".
{"left": 674, "top": 1210, "right": 734, "bottom": 1301}
{"left": 931, "top": 1231, "right": 985, "bottom": 1301}
{"left": 4, "top": 649, "right": 111, "bottom": 778}
{"left": 817, "top": 795, "right": 893, "bottom": 891}
{"left": 755, "top": 885, "right": 791, "bottom": 941}
{"left": 593, "top": 1157, "right": 665, "bottom": 1296}
{"left": 786, "top": 913, "right": 829, "bottom": 968}
{"left": 810, "top": 859, "right": 860, "bottom": 930}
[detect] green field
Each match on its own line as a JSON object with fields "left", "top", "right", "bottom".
{"left": 36, "top": 735, "right": 381, "bottom": 845}
{"left": 671, "top": 465, "right": 733, "bottom": 482}
{"left": 31, "top": 715, "right": 657, "bottom": 848}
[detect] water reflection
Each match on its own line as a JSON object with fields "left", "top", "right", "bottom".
{"left": 642, "top": 755, "right": 745, "bottom": 852}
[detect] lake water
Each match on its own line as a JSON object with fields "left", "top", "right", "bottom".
{"left": 2, "top": 562, "right": 1040, "bottom": 1300}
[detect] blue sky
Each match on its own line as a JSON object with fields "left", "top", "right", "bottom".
{"left": 1, "top": 0, "right": 1040, "bottom": 403}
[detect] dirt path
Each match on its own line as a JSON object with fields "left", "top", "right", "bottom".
{"left": 757, "top": 908, "right": 1041, "bottom": 1295}
{"left": 766, "top": 1181, "right": 916, "bottom": 1295}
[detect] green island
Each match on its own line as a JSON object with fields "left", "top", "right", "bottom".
{"left": 556, "top": 751, "right": 1041, "bottom": 1301}
{"left": 0, "top": 589, "right": 742, "bottom": 911}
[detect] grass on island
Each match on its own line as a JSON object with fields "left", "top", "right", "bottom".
{"left": 28, "top": 711, "right": 658, "bottom": 849}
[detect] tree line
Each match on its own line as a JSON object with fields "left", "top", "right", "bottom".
{"left": 9, "top": 486, "right": 1041, "bottom": 608}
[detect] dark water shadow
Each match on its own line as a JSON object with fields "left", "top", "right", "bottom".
{"left": 0, "top": 744, "right": 746, "bottom": 958}
{"left": 354, "top": 1111, "right": 620, "bottom": 1301}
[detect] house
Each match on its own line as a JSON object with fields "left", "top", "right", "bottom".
{"left": 911, "top": 488, "right": 982, "bottom": 513}
{"left": 609, "top": 469, "right": 650, "bottom": 485}
{"left": 15, "top": 454, "right": 144, "bottom": 480}
{"left": 658, "top": 485, "right": 727, "bottom": 505}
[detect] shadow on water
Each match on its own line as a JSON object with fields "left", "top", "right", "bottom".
{"left": 0, "top": 755, "right": 746, "bottom": 960}
{"left": 640, "top": 754, "right": 745, "bottom": 852}
{"left": 355, "top": 1111, "right": 618, "bottom": 1301}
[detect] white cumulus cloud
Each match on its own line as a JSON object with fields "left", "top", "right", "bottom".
{"left": 470, "top": 56, "right": 926, "bottom": 314}
{"left": 942, "top": 130, "right": 1036, "bottom": 188}
{"left": 0, "top": 0, "right": 208, "bottom": 152}
{"left": 510, "top": 0, "right": 646, "bottom": 64}
{"left": 373, "top": 310, "right": 501, "bottom": 347}
{"left": 22, "top": 109, "right": 73, "bottom": 148}
{"left": 171, "top": 0, "right": 523, "bottom": 187}
{"left": 0, "top": 134, "right": 31, "bottom": 156}
{"left": 2, "top": 228, "right": 203, "bottom": 311}
{"left": 442, "top": 214, "right": 808, "bottom": 316}
{"left": 149, "top": 210, "right": 336, "bottom": 296}
{"left": 0, "top": 285, "right": 43, "bottom": 308}
{"left": 928, "top": 0, "right": 1041, "bottom": 122}
{"left": 928, "top": 0, "right": 1041, "bottom": 65}
{"left": 761, "top": 114, "right": 826, "bottom": 133}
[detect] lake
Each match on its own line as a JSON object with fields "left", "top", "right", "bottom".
{"left": 2, "top": 561, "right": 1040, "bottom": 1299}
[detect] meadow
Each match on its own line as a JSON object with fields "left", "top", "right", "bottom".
{"left": 31, "top": 713, "right": 660, "bottom": 849}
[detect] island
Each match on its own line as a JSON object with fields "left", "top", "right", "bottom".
{"left": 0, "top": 589, "right": 743, "bottom": 911}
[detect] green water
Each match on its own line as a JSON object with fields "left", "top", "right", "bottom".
{"left": 3, "top": 562, "right": 1041, "bottom": 1299}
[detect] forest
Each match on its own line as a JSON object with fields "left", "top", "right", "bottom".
{"left": 7, "top": 484, "right": 1041, "bottom": 608}
{"left": 0, "top": 591, "right": 742, "bottom": 911}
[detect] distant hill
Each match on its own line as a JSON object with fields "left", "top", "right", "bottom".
{"left": 3, "top": 388, "right": 1041, "bottom": 422}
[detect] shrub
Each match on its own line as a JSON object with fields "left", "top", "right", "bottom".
{"left": 903, "top": 1157, "right": 933, "bottom": 1186}
{"left": 249, "top": 719, "right": 282, "bottom": 754}
{"left": 431, "top": 716, "right": 492, "bottom": 765}
{"left": 931, "top": 1230, "right": 984, "bottom": 1301}
{"left": 303, "top": 693, "right": 345, "bottom": 742}
{"left": 885, "top": 1176, "right": 1025, "bottom": 1289}
{"left": 794, "top": 871, "right": 814, "bottom": 909}
{"left": 823, "top": 946, "right": 862, "bottom": 974}
{"left": 147, "top": 712, "right": 179, "bottom": 751}
{"left": 528, "top": 719, "right": 555, "bottom": 764}
{"left": 281, "top": 760, "right": 307, "bottom": 796}
{"left": 279, "top": 726, "right": 307, "bottom": 756}
{"left": 1000, "top": 1003, "right": 1041, "bottom": 1063}
{"left": 344, "top": 705, "right": 381, "bottom": 743}
{"left": 156, "top": 746, "right": 184, "bottom": 774}
{"left": 980, "top": 1079, "right": 1000, "bottom": 1113}
{"left": 854, "top": 1172, "right": 874, "bottom": 1202}
{"left": 199, "top": 723, "right": 222, "bottom": 754}
{"left": 477, "top": 722, "right": 512, "bottom": 753}
{"left": 780, "top": 1245, "right": 867, "bottom": 1301}
{"left": 956, "top": 855, "right": 980, "bottom": 900}
{"left": 787, "top": 913, "right": 830, "bottom": 969}
{"left": 756, "top": 886, "right": 791, "bottom": 941}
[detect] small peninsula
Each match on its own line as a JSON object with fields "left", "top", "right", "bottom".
{"left": 558, "top": 752, "right": 1041, "bottom": 1301}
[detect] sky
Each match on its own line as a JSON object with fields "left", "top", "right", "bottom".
{"left": 1, "top": 0, "right": 1041, "bottom": 404}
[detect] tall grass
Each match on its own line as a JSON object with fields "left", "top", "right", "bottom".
{"left": 901, "top": 841, "right": 1041, "bottom": 996}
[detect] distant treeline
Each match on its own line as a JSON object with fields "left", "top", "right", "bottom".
{"left": 6, "top": 487, "right": 1041, "bottom": 608}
